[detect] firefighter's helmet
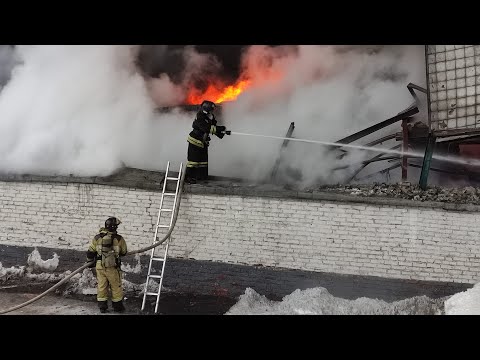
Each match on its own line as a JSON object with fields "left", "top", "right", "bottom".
{"left": 105, "top": 217, "right": 121, "bottom": 232}
{"left": 200, "top": 100, "right": 216, "bottom": 113}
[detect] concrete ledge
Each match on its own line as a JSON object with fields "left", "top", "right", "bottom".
{"left": 3, "top": 167, "right": 480, "bottom": 212}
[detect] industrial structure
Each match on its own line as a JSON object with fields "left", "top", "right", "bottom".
{"left": 332, "top": 45, "right": 480, "bottom": 188}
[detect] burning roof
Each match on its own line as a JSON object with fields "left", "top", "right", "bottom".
{"left": 186, "top": 79, "right": 251, "bottom": 105}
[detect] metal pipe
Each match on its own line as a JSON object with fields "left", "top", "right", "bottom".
{"left": 402, "top": 118, "right": 409, "bottom": 181}
{"left": 334, "top": 106, "right": 419, "bottom": 146}
{"left": 333, "top": 156, "right": 401, "bottom": 171}
{"left": 355, "top": 163, "right": 402, "bottom": 182}
{"left": 365, "top": 133, "right": 397, "bottom": 147}
{"left": 270, "top": 122, "right": 295, "bottom": 182}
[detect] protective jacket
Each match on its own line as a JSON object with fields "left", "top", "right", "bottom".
{"left": 87, "top": 228, "right": 127, "bottom": 270}
{"left": 186, "top": 110, "right": 226, "bottom": 181}
{"left": 187, "top": 110, "right": 225, "bottom": 149}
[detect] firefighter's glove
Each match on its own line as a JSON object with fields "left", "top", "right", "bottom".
{"left": 86, "top": 251, "right": 97, "bottom": 268}
{"left": 216, "top": 126, "right": 226, "bottom": 139}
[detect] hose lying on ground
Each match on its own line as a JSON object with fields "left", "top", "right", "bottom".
{"left": 0, "top": 166, "right": 186, "bottom": 315}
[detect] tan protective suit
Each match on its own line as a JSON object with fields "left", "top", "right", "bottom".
{"left": 88, "top": 228, "right": 127, "bottom": 303}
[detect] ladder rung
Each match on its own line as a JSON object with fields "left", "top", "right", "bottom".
{"left": 160, "top": 209, "right": 172, "bottom": 212}
{"left": 148, "top": 274, "right": 163, "bottom": 279}
{"left": 145, "top": 292, "right": 160, "bottom": 296}
{"left": 163, "top": 193, "right": 176, "bottom": 196}
{"left": 157, "top": 225, "right": 170, "bottom": 228}
{"left": 166, "top": 177, "right": 179, "bottom": 181}
{"left": 152, "top": 257, "right": 165, "bottom": 261}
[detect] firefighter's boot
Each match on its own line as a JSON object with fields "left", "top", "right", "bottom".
{"left": 98, "top": 300, "right": 108, "bottom": 313}
{"left": 112, "top": 300, "right": 126, "bottom": 313}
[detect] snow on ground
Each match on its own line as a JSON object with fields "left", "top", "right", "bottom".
{"left": 3, "top": 248, "right": 480, "bottom": 315}
{"left": 225, "top": 287, "right": 446, "bottom": 315}
{"left": 445, "top": 283, "right": 480, "bottom": 315}
{"left": 0, "top": 262, "right": 26, "bottom": 281}
{"left": 61, "top": 268, "right": 144, "bottom": 296}
{"left": 120, "top": 254, "right": 142, "bottom": 274}
{"left": 0, "top": 249, "right": 144, "bottom": 297}
{"left": 27, "top": 248, "right": 59, "bottom": 272}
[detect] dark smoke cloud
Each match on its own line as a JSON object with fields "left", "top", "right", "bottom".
{"left": 138, "top": 45, "right": 414, "bottom": 98}
{"left": 137, "top": 45, "right": 249, "bottom": 91}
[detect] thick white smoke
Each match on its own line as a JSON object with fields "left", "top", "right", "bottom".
{"left": 216, "top": 45, "right": 426, "bottom": 186}
{"left": 0, "top": 45, "right": 426, "bottom": 185}
{"left": 0, "top": 45, "right": 195, "bottom": 176}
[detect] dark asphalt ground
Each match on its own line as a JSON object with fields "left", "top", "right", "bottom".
{"left": 0, "top": 282, "right": 237, "bottom": 315}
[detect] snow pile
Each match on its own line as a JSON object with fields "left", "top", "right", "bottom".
{"left": 121, "top": 254, "right": 142, "bottom": 274}
{"left": 123, "top": 279, "right": 145, "bottom": 294}
{"left": 61, "top": 268, "right": 144, "bottom": 296}
{"left": 0, "top": 262, "right": 26, "bottom": 281}
{"left": 27, "top": 248, "right": 59, "bottom": 272}
{"left": 62, "top": 269, "right": 98, "bottom": 295}
{"left": 225, "top": 287, "right": 445, "bottom": 315}
{"left": 445, "top": 283, "right": 480, "bottom": 315}
{"left": 0, "top": 248, "right": 60, "bottom": 282}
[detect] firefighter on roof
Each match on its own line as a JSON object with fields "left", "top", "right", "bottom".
{"left": 185, "top": 100, "right": 230, "bottom": 184}
{"left": 86, "top": 217, "right": 127, "bottom": 313}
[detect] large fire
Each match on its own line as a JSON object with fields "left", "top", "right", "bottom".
{"left": 186, "top": 79, "right": 251, "bottom": 105}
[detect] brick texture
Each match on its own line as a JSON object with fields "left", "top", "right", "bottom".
{"left": 1, "top": 181, "right": 480, "bottom": 285}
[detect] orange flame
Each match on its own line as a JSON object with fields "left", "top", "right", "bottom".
{"left": 186, "top": 79, "right": 251, "bottom": 105}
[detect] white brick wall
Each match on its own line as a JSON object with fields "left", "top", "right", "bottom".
{"left": 1, "top": 181, "right": 480, "bottom": 284}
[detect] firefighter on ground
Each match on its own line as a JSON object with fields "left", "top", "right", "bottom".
{"left": 185, "top": 100, "right": 230, "bottom": 184}
{"left": 86, "top": 217, "right": 127, "bottom": 313}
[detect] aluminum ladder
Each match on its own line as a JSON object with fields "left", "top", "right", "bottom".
{"left": 141, "top": 161, "right": 183, "bottom": 313}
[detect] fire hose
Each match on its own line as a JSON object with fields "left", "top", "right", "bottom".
{"left": 0, "top": 165, "right": 186, "bottom": 315}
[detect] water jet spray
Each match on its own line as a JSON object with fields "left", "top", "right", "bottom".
{"left": 227, "top": 131, "right": 480, "bottom": 168}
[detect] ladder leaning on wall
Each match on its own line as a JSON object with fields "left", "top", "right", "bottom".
{"left": 141, "top": 161, "right": 183, "bottom": 314}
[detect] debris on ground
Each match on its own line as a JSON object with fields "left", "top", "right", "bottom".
{"left": 313, "top": 183, "right": 480, "bottom": 204}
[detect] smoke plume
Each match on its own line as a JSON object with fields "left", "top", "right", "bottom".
{"left": 0, "top": 45, "right": 18, "bottom": 89}
{"left": 0, "top": 45, "right": 426, "bottom": 186}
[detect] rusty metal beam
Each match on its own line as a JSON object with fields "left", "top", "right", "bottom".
{"left": 407, "top": 82, "right": 427, "bottom": 106}
{"left": 436, "top": 134, "right": 480, "bottom": 144}
{"left": 334, "top": 83, "right": 423, "bottom": 162}
{"left": 334, "top": 106, "right": 418, "bottom": 146}
{"left": 409, "top": 163, "right": 480, "bottom": 179}
{"left": 433, "top": 128, "right": 480, "bottom": 138}
{"left": 344, "top": 144, "right": 402, "bottom": 182}
{"left": 354, "top": 163, "right": 402, "bottom": 182}
{"left": 407, "top": 83, "right": 427, "bottom": 94}
{"left": 270, "top": 122, "right": 295, "bottom": 182}
{"left": 364, "top": 133, "right": 397, "bottom": 147}
{"left": 334, "top": 155, "right": 402, "bottom": 171}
